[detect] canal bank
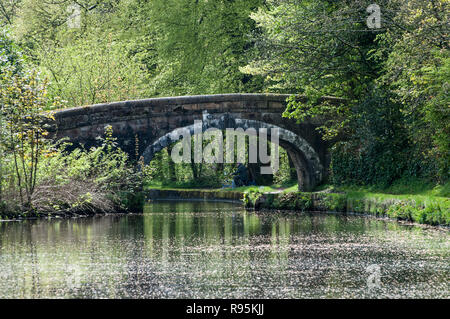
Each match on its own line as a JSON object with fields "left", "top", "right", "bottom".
{"left": 146, "top": 187, "right": 449, "bottom": 227}
{"left": 2, "top": 187, "right": 447, "bottom": 228}
{"left": 0, "top": 191, "right": 145, "bottom": 221}
{"left": 247, "top": 190, "right": 449, "bottom": 227}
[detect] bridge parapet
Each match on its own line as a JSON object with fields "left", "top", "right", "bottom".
{"left": 52, "top": 94, "right": 343, "bottom": 130}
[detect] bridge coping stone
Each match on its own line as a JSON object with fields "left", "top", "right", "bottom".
{"left": 53, "top": 94, "right": 345, "bottom": 119}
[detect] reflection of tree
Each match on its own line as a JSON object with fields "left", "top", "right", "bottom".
{"left": 1, "top": 202, "right": 447, "bottom": 298}
{"left": 266, "top": 216, "right": 291, "bottom": 293}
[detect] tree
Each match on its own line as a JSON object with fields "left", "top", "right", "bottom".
{"left": 377, "top": 0, "right": 449, "bottom": 181}
{"left": 145, "top": 0, "right": 264, "bottom": 96}
{"left": 38, "top": 32, "right": 147, "bottom": 107}
{"left": 242, "top": 0, "right": 393, "bottom": 138}
{"left": 0, "top": 0, "right": 21, "bottom": 26}
{"left": 244, "top": 0, "right": 449, "bottom": 184}
{"left": 0, "top": 30, "right": 25, "bottom": 208}
{"left": 12, "top": 0, "right": 148, "bottom": 107}
{"left": 0, "top": 69, "right": 55, "bottom": 208}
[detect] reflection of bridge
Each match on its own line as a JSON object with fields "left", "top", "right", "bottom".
{"left": 51, "top": 94, "right": 344, "bottom": 191}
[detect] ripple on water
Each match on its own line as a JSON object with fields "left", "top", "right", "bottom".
{"left": 0, "top": 201, "right": 448, "bottom": 298}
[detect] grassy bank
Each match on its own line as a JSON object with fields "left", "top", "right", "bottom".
{"left": 244, "top": 180, "right": 450, "bottom": 226}
{"left": 135, "top": 179, "right": 450, "bottom": 226}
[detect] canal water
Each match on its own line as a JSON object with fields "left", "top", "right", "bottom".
{"left": 0, "top": 201, "right": 448, "bottom": 298}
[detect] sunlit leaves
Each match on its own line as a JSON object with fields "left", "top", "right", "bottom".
{"left": 0, "top": 69, "right": 58, "bottom": 207}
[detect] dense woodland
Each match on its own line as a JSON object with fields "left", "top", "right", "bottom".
{"left": 0, "top": 0, "right": 448, "bottom": 215}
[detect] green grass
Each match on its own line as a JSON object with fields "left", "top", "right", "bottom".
{"left": 333, "top": 179, "right": 449, "bottom": 207}
{"left": 319, "top": 179, "right": 450, "bottom": 225}
{"left": 329, "top": 177, "right": 448, "bottom": 196}
{"left": 144, "top": 180, "right": 219, "bottom": 191}
{"left": 223, "top": 181, "right": 298, "bottom": 193}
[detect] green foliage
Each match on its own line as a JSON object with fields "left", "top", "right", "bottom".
{"left": 322, "top": 193, "right": 347, "bottom": 212}
{"left": 0, "top": 0, "right": 448, "bottom": 219}
{"left": 0, "top": 29, "right": 25, "bottom": 74}
{"left": 377, "top": 0, "right": 450, "bottom": 182}
{"left": 379, "top": 27, "right": 449, "bottom": 181}
{"left": 243, "top": 0, "right": 386, "bottom": 137}
{"left": 0, "top": 0, "right": 20, "bottom": 27}
{"left": 270, "top": 192, "right": 313, "bottom": 211}
{"left": 0, "top": 68, "right": 55, "bottom": 207}
{"left": 39, "top": 33, "right": 147, "bottom": 108}
{"left": 145, "top": 0, "right": 264, "bottom": 96}
{"left": 242, "top": 189, "right": 263, "bottom": 208}
{"left": 273, "top": 147, "right": 295, "bottom": 185}
{"left": 13, "top": 0, "right": 149, "bottom": 108}
{"left": 330, "top": 89, "right": 410, "bottom": 186}
{"left": 38, "top": 125, "right": 142, "bottom": 212}
{"left": 144, "top": 134, "right": 294, "bottom": 190}
{"left": 0, "top": 121, "right": 142, "bottom": 215}
{"left": 255, "top": 189, "right": 449, "bottom": 226}
{"left": 10, "top": 0, "right": 264, "bottom": 106}
{"left": 244, "top": 0, "right": 449, "bottom": 185}
{"left": 385, "top": 202, "right": 449, "bottom": 226}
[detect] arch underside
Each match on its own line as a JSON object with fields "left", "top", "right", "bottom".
{"left": 142, "top": 114, "right": 324, "bottom": 191}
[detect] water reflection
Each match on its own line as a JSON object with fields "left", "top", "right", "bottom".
{"left": 0, "top": 201, "right": 448, "bottom": 298}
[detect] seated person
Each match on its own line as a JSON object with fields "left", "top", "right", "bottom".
{"left": 233, "top": 163, "right": 250, "bottom": 187}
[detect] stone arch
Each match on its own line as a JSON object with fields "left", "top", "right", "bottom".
{"left": 141, "top": 114, "right": 324, "bottom": 191}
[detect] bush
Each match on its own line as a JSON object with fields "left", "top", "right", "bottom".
{"left": 35, "top": 126, "right": 143, "bottom": 214}
{"left": 243, "top": 189, "right": 264, "bottom": 208}
{"left": 0, "top": 125, "right": 143, "bottom": 216}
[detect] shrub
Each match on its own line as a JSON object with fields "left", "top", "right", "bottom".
{"left": 32, "top": 126, "right": 143, "bottom": 214}
{"left": 243, "top": 189, "right": 264, "bottom": 208}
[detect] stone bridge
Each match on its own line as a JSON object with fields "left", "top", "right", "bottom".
{"left": 51, "top": 94, "right": 344, "bottom": 191}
